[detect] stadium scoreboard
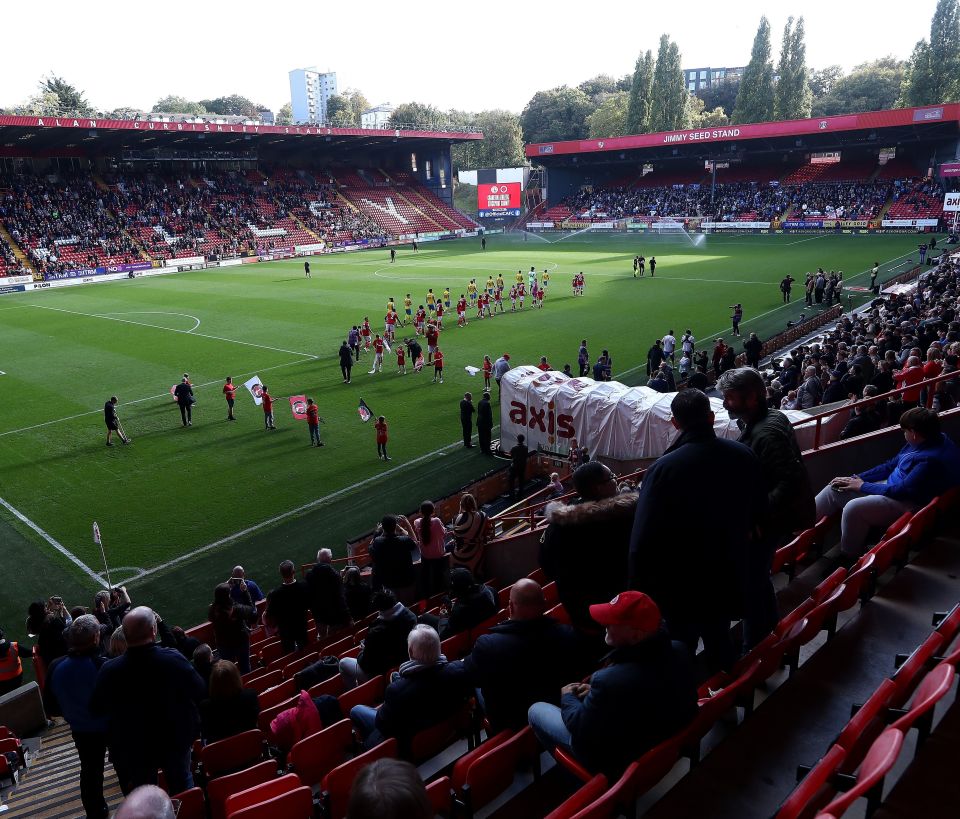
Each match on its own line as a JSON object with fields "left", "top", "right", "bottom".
{"left": 478, "top": 182, "right": 522, "bottom": 218}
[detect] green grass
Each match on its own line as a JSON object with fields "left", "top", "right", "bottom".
{"left": 0, "top": 230, "right": 926, "bottom": 639}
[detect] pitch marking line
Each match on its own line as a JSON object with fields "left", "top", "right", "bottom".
{"left": 99, "top": 311, "right": 202, "bottom": 333}
{"left": 372, "top": 261, "right": 560, "bottom": 280}
{"left": 0, "top": 495, "right": 107, "bottom": 588}
{"left": 25, "top": 303, "right": 316, "bottom": 359}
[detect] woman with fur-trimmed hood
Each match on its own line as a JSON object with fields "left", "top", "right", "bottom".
{"left": 539, "top": 462, "right": 636, "bottom": 636}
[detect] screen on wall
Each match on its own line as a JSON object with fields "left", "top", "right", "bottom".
{"left": 478, "top": 182, "right": 522, "bottom": 217}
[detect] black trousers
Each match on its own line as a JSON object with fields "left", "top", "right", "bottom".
{"left": 667, "top": 615, "right": 736, "bottom": 675}
{"left": 178, "top": 403, "right": 191, "bottom": 425}
{"left": 478, "top": 425, "right": 492, "bottom": 453}
{"left": 461, "top": 422, "right": 472, "bottom": 446}
{"left": 74, "top": 731, "right": 109, "bottom": 819}
{"left": 742, "top": 536, "right": 779, "bottom": 649}
{"left": 341, "top": 364, "right": 352, "bottom": 381}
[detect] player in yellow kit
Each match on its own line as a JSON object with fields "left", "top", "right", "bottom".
{"left": 467, "top": 279, "right": 478, "bottom": 306}
{"left": 403, "top": 294, "right": 413, "bottom": 325}
{"left": 443, "top": 287, "right": 451, "bottom": 308}
{"left": 496, "top": 273, "right": 505, "bottom": 290}
{"left": 485, "top": 275, "right": 495, "bottom": 296}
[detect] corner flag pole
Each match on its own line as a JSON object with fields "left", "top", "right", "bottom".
{"left": 93, "top": 521, "right": 113, "bottom": 588}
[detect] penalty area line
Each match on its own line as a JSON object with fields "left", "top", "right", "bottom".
{"left": 0, "top": 495, "right": 107, "bottom": 588}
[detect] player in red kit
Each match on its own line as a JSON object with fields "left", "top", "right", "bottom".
{"left": 414, "top": 307, "right": 426, "bottom": 335}
{"left": 372, "top": 335, "right": 384, "bottom": 373}
{"left": 375, "top": 415, "right": 390, "bottom": 460}
{"left": 432, "top": 347, "right": 444, "bottom": 383}
{"left": 435, "top": 301, "right": 445, "bottom": 329}
{"left": 361, "top": 317, "right": 372, "bottom": 349}
{"left": 223, "top": 376, "right": 237, "bottom": 421}
{"left": 457, "top": 296, "right": 467, "bottom": 327}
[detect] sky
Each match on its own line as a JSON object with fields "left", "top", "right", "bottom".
{"left": 0, "top": 0, "right": 942, "bottom": 116}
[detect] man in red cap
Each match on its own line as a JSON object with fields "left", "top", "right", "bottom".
{"left": 527, "top": 590, "right": 697, "bottom": 776}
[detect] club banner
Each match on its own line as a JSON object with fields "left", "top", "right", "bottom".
{"left": 499, "top": 366, "right": 822, "bottom": 461}
{"left": 289, "top": 395, "right": 308, "bottom": 420}
{"left": 357, "top": 398, "right": 373, "bottom": 423}
{"left": 244, "top": 376, "right": 264, "bottom": 406}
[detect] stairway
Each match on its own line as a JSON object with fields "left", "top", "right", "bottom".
{"left": 90, "top": 172, "right": 111, "bottom": 193}
{"left": 291, "top": 213, "right": 322, "bottom": 242}
{"left": 395, "top": 189, "right": 446, "bottom": 232}
{"left": 0, "top": 222, "right": 36, "bottom": 276}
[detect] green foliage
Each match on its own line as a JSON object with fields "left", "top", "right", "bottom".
{"left": 152, "top": 96, "right": 207, "bottom": 115}
{"left": 775, "top": 17, "right": 812, "bottom": 120}
{"left": 520, "top": 86, "right": 593, "bottom": 143}
{"left": 625, "top": 51, "right": 654, "bottom": 134}
{"left": 275, "top": 102, "right": 293, "bottom": 126}
{"left": 198, "top": 95, "right": 266, "bottom": 117}
{"left": 696, "top": 76, "right": 740, "bottom": 118}
{"left": 648, "top": 36, "right": 686, "bottom": 132}
{"left": 327, "top": 89, "right": 371, "bottom": 126}
{"left": 587, "top": 91, "right": 629, "bottom": 138}
{"left": 813, "top": 58, "right": 906, "bottom": 116}
{"left": 388, "top": 101, "right": 446, "bottom": 130}
{"left": 733, "top": 17, "right": 775, "bottom": 123}
{"left": 809, "top": 65, "right": 844, "bottom": 100}
{"left": 578, "top": 74, "right": 621, "bottom": 100}
{"left": 15, "top": 75, "right": 95, "bottom": 117}
{"left": 13, "top": 90, "right": 64, "bottom": 117}
{"left": 899, "top": 0, "right": 960, "bottom": 105}
{"left": 104, "top": 106, "right": 142, "bottom": 120}
{"left": 685, "top": 95, "right": 729, "bottom": 128}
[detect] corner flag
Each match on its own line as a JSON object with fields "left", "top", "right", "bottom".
{"left": 357, "top": 398, "right": 373, "bottom": 422}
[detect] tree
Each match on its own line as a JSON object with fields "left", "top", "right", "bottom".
{"left": 625, "top": 50, "right": 654, "bottom": 134}
{"left": 587, "top": 91, "right": 629, "bottom": 137}
{"left": 899, "top": 0, "right": 960, "bottom": 105}
{"left": 152, "top": 96, "right": 206, "bottom": 115}
{"left": 732, "top": 17, "right": 775, "bottom": 123}
{"left": 104, "top": 106, "right": 142, "bottom": 119}
{"left": 578, "top": 74, "right": 620, "bottom": 100}
{"left": 775, "top": 17, "right": 812, "bottom": 120}
{"left": 809, "top": 65, "right": 844, "bottom": 101}
{"left": 275, "top": 103, "right": 293, "bottom": 125}
{"left": 465, "top": 109, "right": 525, "bottom": 169}
{"left": 13, "top": 90, "right": 63, "bottom": 117}
{"left": 344, "top": 89, "right": 370, "bottom": 122}
{"left": 325, "top": 94, "right": 354, "bottom": 126}
{"left": 685, "top": 94, "right": 729, "bottom": 128}
{"left": 388, "top": 102, "right": 447, "bottom": 130}
{"left": 648, "top": 36, "right": 687, "bottom": 132}
{"left": 697, "top": 75, "right": 740, "bottom": 118}
{"left": 19, "top": 75, "right": 96, "bottom": 117}
{"left": 199, "top": 95, "right": 265, "bottom": 117}
{"left": 813, "top": 58, "right": 906, "bottom": 116}
{"left": 519, "top": 86, "right": 593, "bottom": 143}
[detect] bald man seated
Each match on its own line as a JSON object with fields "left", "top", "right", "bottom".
{"left": 463, "top": 580, "right": 585, "bottom": 732}
{"left": 116, "top": 785, "right": 176, "bottom": 819}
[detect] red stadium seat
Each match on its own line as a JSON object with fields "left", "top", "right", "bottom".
{"left": 226, "top": 779, "right": 312, "bottom": 819}
{"left": 337, "top": 675, "right": 386, "bottom": 713}
{"left": 440, "top": 631, "right": 471, "bottom": 661}
{"left": 543, "top": 582, "right": 560, "bottom": 606}
{"left": 410, "top": 700, "right": 476, "bottom": 763}
{"left": 543, "top": 774, "right": 610, "bottom": 819}
{"left": 890, "top": 631, "right": 948, "bottom": 708}
{"left": 170, "top": 787, "right": 205, "bottom": 819}
{"left": 308, "top": 673, "right": 346, "bottom": 699}
{"left": 207, "top": 760, "right": 278, "bottom": 819}
{"left": 198, "top": 730, "right": 266, "bottom": 781}
{"left": 889, "top": 662, "right": 954, "bottom": 748}
{"left": 287, "top": 719, "right": 355, "bottom": 787}
{"left": 282, "top": 652, "right": 319, "bottom": 680}
{"left": 545, "top": 603, "right": 572, "bottom": 626}
{"left": 816, "top": 728, "right": 904, "bottom": 819}
{"left": 258, "top": 679, "right": 298, "bottom": 711}
{"left": 321, "top": 738, "right": 398, "bottom": 819}
{"left": 453, "top": 727, "right": 539, "bottom": 818}
{"left": 775, "top": 744, "right": 847, "bottom": 819}
{"left": 243, "top": 670, "right": 282, "bottom": 694}
{"left": 425, "top": 775, "right": 456, "bottom": 818}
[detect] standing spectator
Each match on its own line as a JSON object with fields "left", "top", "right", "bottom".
{"left": 343, "top": 566, "right": 374, "bottom": 622}
{"left": 541, "top": 462, "right": 635, "bottom": 636}
{"left": 681, "top": 330, "right": 696, "bottom": 358}
{"left": 526, "top": 592, "right": 697, "bottom": 777}
{"left": 717, "top": 368, "right": 815, "bottom": 647}
{"left": 199, "top": 660, "right": 260, "bottom": 743}
{"left": 493, "top": 353, "right": 511, "bottom": 389}
{"left": 712, "top": 339, "right": 727, "bottom": 378}
{"left": 578, "top": 340, "right": 590, "bottom": 377}
{"left": 173, "top": 377, "right": 194, "bottom": 427}
{"left": 476, "top": 392, "right": 493, "bottom": 455}
{"left": 0, "top": 627, "right": 31, "bottom": 696}
{"left": 449, "top": 494, "right": 489, "bottom": 577}
{"left": 222, "top": 377, "right": 236, "bottom": 421}
{"left": 662, "top": 330, "right": 676, "bottom": 363}
{"left": 208, "top": 583, "right": 257, "bottom": 674}
{"left": 43, "top": 616, "right": 110, "bottom": 819}
{"left": 646, "top": 339, "right": 664, "bottom": 376}
{"left": 265, "top": 560, "right": 310, "bottom": 652}
{"left": 464, "top": 580, "right": 582, "bottom": 732}
{"left": 368, "top": 515, "right": 420, "bottom": 603}
{"left": 411, "top": 501, "right": 449, "bottom": 598}
{"left": 305, "top": 549, "right": 351, "bottom": 637}
{"left": 894, "top": 356, "right": 925, "bottom": 408}
{"left": 460, "top": 393, "right": 475, "bottom": 448}
{"left": 339, "top": 590, "right": 417, "bottom": 690}
{"left": 744, "top": 333, "right": 763, "bottom": 369}
{"left": 339, "top": 340, "right": 354, "bottom": 383}
{"left": 629, "top": 389, "right": 765, "bottom": 672}
{"left": 306, "top": 398, "right": 323, "bottom": 447}
{"left": 780, "top": 275, "right": 794, "bottom": 303}
{"left": 229, "top": 566, "right": 264, "bottom": 605}
{"left": 91, "top": 607, "right": 206, "bottom": 795}
{"left": 26, "top": 598, "right": 70, "bottom": 668}
{"left": 508, "top": 434, "right": 529, "bottom": 498}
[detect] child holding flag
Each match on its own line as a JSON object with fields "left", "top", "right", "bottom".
{"left": 375, "top": 416, "right": 390, "bottom": 460}
{"left": 306, "top": 398, "right": 323, "bottom": 447}
{"left": 483, "top": 355, "right": 492, "bottom": 391}
{"left": 261, "top": 386, "right": 275, "bottom": 429}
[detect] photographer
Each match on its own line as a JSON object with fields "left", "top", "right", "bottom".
{"left": 208, "top": 583, "right": 258, "bottom": 674}
{"left": 26, "top": 596, "right": 71, "bottom": 668}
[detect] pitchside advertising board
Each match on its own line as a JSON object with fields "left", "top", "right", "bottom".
{"left": 945, "top": 192, "right": 960, "bottom": 212}
{"left": 478, "top": 183, "right": 522, "bottom": 218}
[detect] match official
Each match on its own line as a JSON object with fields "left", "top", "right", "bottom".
{"left": 173, "top": 377, "right": 194, "bottom": 427}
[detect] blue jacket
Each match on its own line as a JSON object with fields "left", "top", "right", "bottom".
{"left": 43, "top": 650, "right": 109, "bottom": 734}
{"left": 857, "top": 433, "right": 960, "bottom": 504}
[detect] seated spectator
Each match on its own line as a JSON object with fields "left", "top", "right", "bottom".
{"left": 339, "top": 590, "right": 417, "bottom": 690}
{"left": 419, "top": 567, "right": 497, "bottom": 640}
{"left": 305, "top": 548, "right": 351, "bottom": 636}
{"left": 350, "top": 625, "right": 471, "bottom": 755}
{"left": 540, "top": 462, "right": 636, "bottom": 636}
{"left": 527, "top": 592, "right": 697, "bottom": 777}
{"left": 368, "top": 515, "right": 419, "bottom": 604}
{"left": 839, "top": 386, "right": 884, "bottom": 439}
{"left": 208, "top": 583, "right": 257, "bottom": 674}
{"left": 229, "top": 565, "right": 264, "bottom": 605}
{"left": 449, "top": 493, "right": 489, "bottom": 578}
{"left": 170, "top": 626, "right": 200, "bottom": 662}
{"left": 199, "top": 660, "right": 260, "bottom": 743}
{"left": 797, "top": 365, "right": 823, "bottom": 409}
{"left": 116, "top": 785, "right": 176, "bottom": 819}
{"left": 347, "top": 758, "right": 432, "bottom": 819}
{"left": 821, "top": 372, "right": 847, "bottom": 404}
{"left": 343, "top": 566, "right": 374, "bottom": 622}
{"left": 547, "top": 472, "right": 565, "bottom": 498}
{"left": 816, "top": 408, "right": 960, "bottom": 561}
{"left": 464, "top": 579, "right": 582, "bottom": 732}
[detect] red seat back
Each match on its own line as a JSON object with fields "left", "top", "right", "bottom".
{"left": 425, "top": 775, "right": 455, "bottom": 818}
{"left": 543, "top": 774, "right": 609, "bottom": 819}
{"left": 308, "top": 673, "right": 346, "bottom": 699}
{"left": 200, "top": 730, "right": 265, "bottom": 780}
{"left": 890, "top": 663, "right": 955, "bottom": 735}
{"left": 337, "top": 675, "right": 386, "bottom": 713}
{"left": 223, "top": 773, "right": 301, "bottom": 817}
{"left": 321, "top": 738, "right": 398, "bottom": 819}
{"left": 243, "top": 670, "right": 282, "bottom": 695}
{"left": 170, "top": 787, "right": 206, "bottom": 819}
{"left": 775, "top": 744, "right": 847, "bottom": 819}
{"left": 288, "top": 719, "right": 354, "bottom": 787}
{"left": 410, "top": 701, "right": 473, "bottom": 763}
{"left": 440, "top": 631, "right": 471, "bottom": 661}
{"left": 451, "top": 730, "right": 513, "bottom": 792}
{"left": 228, "top": 784, "right": 313, "bottom": 819}
{"left": 890, "top": 631, "right": 948, "bottom": 708}
{"left": 818, "top": 728, "right": 904, "bottom": 818}
{"left": 207, "top": 760, "right": 278, "bottom": 819}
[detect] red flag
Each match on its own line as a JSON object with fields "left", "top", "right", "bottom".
{"left": 289, "top": 395, "right": 308, "bottom": 420}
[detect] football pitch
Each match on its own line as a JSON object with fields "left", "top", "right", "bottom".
{"left": 0, "top": 231, "right": 926, "bottom": 634}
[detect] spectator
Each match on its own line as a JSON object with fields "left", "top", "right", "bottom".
{"left": 839, "top": 386, "right": 884, "bottom": 440}
{"left": 815, "top": 408, "right": 960, "bottom": 562}
{"left": 91, "top": 607, "right": 206, "bottom": 795}
{"left": 629, "top": 388, "right": 765, "bottom": 672}
{"left": 894, "top": 355, "right": 925, "bottom": 408}
{"left": 26, "top": 597, "right": 70, "bottom": 667}
{"left": 347, "top": 758, "right": 432, "bottom": 819}
{"left": 43, "top": 615, "right": 110, "bottom": 819}
{"left": 419, "top": 567, "right": 497, "bottom": 640}
{"left": 339, "top": 590, "right": 417, "bottom": 690}
{"left": 199, "top": 660, "right": 260, "bottom": 743}
{"left": 265, "top": 560, "right": 310, "bottom": 652}
{"left": 540, "top": 461, "right": 636, "bottom": 636}
{"left": 305, "top": 549, "right": 351, "bottom": 636}
{"left": 343, "top": 566, "right": 374, "bottom": 622}
{"left": 192, "top": 644, "right": 214, "bottom": 688}
{"left": 647, "top": 368, "right": 670, "bottom": 393}
{"left": 0, "top": 626, "right": 31, "bottom": 696}
{"left": 229, "top": 565, "right": 264, "bottom": 605}
{"left": 350, "top": 624, "right": 471, "bottom": 755}
{"left": 208, "top": 582, "right": 257, "bottom": 674}
{"left": 744, "top": 333, "right": 763, "bottom": 369}
{"left": 493, "top": 353, "right": 511, "bottom": 388}
{"left": 116, "top": 785, "right": 176, "bottom": 819}
{"left": 797, "top": 365, "right": 823, "bottom": 409}
{"left": 508, "top": 434, "right": 529, "bottom": 498}
{"left": 646, "top": 339, "right": 664, "bottom": 376}
{"left": 109, "top": 626, "right": 127, "bottom": 658}
{"left": 464, "top": 579, "right": 582, "bottom": 732}
{"left": 527, "top": 592, "right": 697, "bottom": 777}
{"left": 449, "top": 493, "right": 490, "bottom": 577}
{"left": 477, "top": 391, "right": 494, "bottom": 454}
{"left": 717, "top": 368, "right": 815, "bottom": 648}
{"left": 410, "top": 501, "right": 449, "bottom": 599}
{"left": 368, "top": 515, "right": 419, "bottom": 603}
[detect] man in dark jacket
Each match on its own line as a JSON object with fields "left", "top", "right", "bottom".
{"left": 541, "top": 461, "right": 636, "bottom": 638}
{"left": 305, "top": 549, "right": 351, "bottom": 636}
{"left": 508, "top": 435, "right": 529, "bottom": 498}
{"left": 265, "top": 560, "right": 311, "bottom": 652}
{"left": 368, "top": 515, "right": 419, "bottom": 600}
{"left": 629, "top": 388, "right": 765, "bottom": 672}
{"left": 717, "top": 368, "right": 815, "bottom": 647}
{"left": 528, "top": 591, "right": 697, "bottom": 777}
{"left": 476, "top": 391, "right": 494, "bottom": 454}
{"left": 744, "top": 332, "right": 763, "bottom": 369}
{"left": 646, "top": 340, "right": 664, "bottom": 376}
{"left": 91, "top": 607, "right": 206, "bottom": 795}
{"left": 460, "top": 392, "right": 475, "bottom": 448}
{"left": 339, "top": 341, "right": 354, "bottom": 383}
{"left": 173, "top": 376, "right": 194, "bottom": 427}
{"left": 839, "top": 386, "right": 883, "bottom": 440}
{"left": 350, "top": 624, "right": 471, "bottom": 756}
{"left": 45, "top": 615, "right": 110, "bottom": 818}
{"left": 465, "top": 580, "right": 583, "bottom": 732}
{"left": 419, "top": 567, "right": 497, "bottom": 640}
{"left": 339, "top": 590, "right": 417, "bottom": 689}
